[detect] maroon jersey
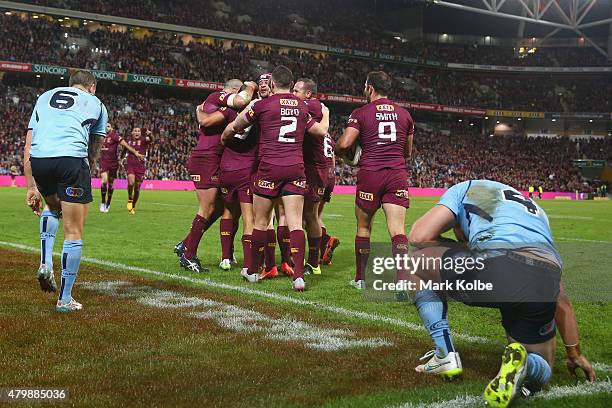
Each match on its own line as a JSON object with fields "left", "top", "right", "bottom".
{"left": 302, "top": 99, "right": 327, "bottom": 168}
{"left": 246, "top": 93, "right": 315, "bottom": 166}
{"left": 100, "top": 131, "right": 123, "bottom": 166}
{"left": 346, "top": 98, "right": 414, "bottom": 171}
{"left": 220, "top": 126, "right": 259, "bottom": 171}
{"left": 126, "top": 136, "right": 150, "bottom": 172}
{"left": 193, "top": 91, "right": 233, "bottom": 157}
{"left": 323, "top": 134, "right": 335, "bottom": 171}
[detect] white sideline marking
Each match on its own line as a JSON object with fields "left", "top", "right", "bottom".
{"left": 0, "top": 241, "right": 487, "bottom": 344}
{"left": 2, "top": 241, "right": 611, "bottom": 371}
{"left": 148, "top": 201, "right": 195, "bottom": 208}
{"left": 556, "top": 237, "right": 612, "bottom": 244}
{"left": 391, "top": 380, "right": 612, "bottom": 408}
{"left": 548, "top": 214, "right": 594, "bottom": 220}
{"left": 80, "top": 281, "right": 391, "bottom": 351}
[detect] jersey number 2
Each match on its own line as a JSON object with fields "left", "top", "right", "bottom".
{"left": 279, "top": 116, "right": 297, "bottom": 143}
{"left": 49, "top": 91, "right": 78, "bottom": 109}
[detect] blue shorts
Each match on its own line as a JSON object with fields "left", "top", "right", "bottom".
{"left": 30, "top": 157, "right": 93, "bottom": 204}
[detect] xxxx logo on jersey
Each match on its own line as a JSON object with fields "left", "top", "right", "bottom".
{"left": 395, "top": 190, "right": 410, "bottom": 199}
{"left": 280, "top": 99, "right": 298, "bottom": 107}
{"left": 376, "top": 104, "right": 395, "bottom": 112}
{"left": 359, "top": 191, "right": 374, "bottom": 201}
{"left": 258, "top": 180, "right": 275, "bottom": 189}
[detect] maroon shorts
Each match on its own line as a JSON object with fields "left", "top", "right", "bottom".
{"left": 304, "top": 165, "right": 328, "bottom": 203}
{"left": 253, "top": 162, "right": 306, "bottom": 198}
{"left": 219, "top": 166, "right": 256, "bottom": 204}
{"left": 188, "top": 154, "right": 220, "bottom": 190}
{"left": 356, "top": 168, "right": 410, "bottom": 210}
{"left": 100, "top": 161, "right": 119, "bottom": 178}
{"left": 126, "top": 166, "right": 145, "bottom": 183}
{"left": 322, "top": 173, "right": 335, "bottom": 203}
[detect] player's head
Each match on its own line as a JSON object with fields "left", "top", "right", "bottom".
{"left": 270, "top": 65, "right": 293, "bottom": 94}
{"left": 69, "top": 70, "right": 97, "bottom": 95}
{"left": 364, "top": 71, "right": 392, "bottom": 102}
{"left": 223, "top": 79, "right": 243, "bottom": 94}
{"left": 258, "top": 73, "right": 271, "bottom": 98}
{"left": 106, "top": 123, "right": 113, "bottom": 133}
{"left": 293, "top": 78, "right": 317, "bottom": 100}
{"left": 132, "top": 127, "right": 142, "bottom": 138}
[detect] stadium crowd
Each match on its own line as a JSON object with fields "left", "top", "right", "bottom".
{"left": 1, "top": 13, "right": 611, "bottom": 113}
{"left": 16, "top": 0, "right": 611, "bottom": 67}
{"left": 2, "top": 84, "right": 610, "bottom": 193}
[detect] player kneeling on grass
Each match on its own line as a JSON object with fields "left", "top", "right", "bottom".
{"left": 335, "top": 71, "right": 414, "bottom": 290}
{"left": 24, "top": 69, "right": 108, "bottom": 313}
{"left": 407, "top": 179, "right": 596, "bottom": 407}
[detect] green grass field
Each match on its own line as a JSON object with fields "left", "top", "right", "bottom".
{"left": 1, "top": 186, "right": 611, "bottom": 407}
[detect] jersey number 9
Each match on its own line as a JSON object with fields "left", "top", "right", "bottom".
{"left": 378, "top": 121, "right": 396, "bottom": 143}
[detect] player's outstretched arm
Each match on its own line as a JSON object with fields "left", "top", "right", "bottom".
{"left": 408, "top": 205, "right": 456, "bottom": 245}
{"left": 335, "top": 127, "right": 359, "bottom": 160}
{"left": 556, "top": 283, "right": 597, "bottom": 381}
{"left": 307, "top": 104, "right": 330, "bottom": 137}
{"left": 120, "top": 139, "right": 145, "bottom": 161}
{"left": 23, "top": 129, "right": 42, "bottom": 215}
{"left": 227, "top": 81, "right": 258, "bottom": 110}
{"left": 197, "top": 109, "right": 228, "bottom": 128}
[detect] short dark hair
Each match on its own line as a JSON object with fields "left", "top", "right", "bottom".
{"left": 271, "top": 65, "right": 293, "bottom": 89}
{"left": 366, "top": 71, "right": 392, "bottom": 96}
{"left": 69, "top": 70, "right": 97, "bottom": 88}
{"left": 296, "top": 78, "right": 317, "bottom": 95}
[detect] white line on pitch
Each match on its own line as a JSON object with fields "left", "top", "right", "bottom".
{"left": 2, "top": 241, "right": 611, "bottom": 374}
{"left": 391, "top": 380, "right": 612, "bottom": 408}
{"left": 556, "top": 237, "right": 612, "bottom": 244}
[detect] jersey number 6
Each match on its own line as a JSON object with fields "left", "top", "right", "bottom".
{"left": 49, "top": 91, "right": 78, "bottom": 110}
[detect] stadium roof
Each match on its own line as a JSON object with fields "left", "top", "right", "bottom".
{"left": 421, "top": 0, "right": 612, "bottom": 58}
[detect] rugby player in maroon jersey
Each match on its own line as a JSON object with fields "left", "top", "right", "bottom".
{"left": 319, "top": 134, "right": 340, "bottom": 264}
{"left": 174, "top": 79, "right": 257, "bottom": 273}
{"left": 217, "top": 74, "right": 270, "bottom": 273}
{"left": 125, "top": 126, "right": 153, "bottom": 214}
{"left": 292, "top": 78, "right": 329, "bottom": 276}
{"left": 99, "top": 122, "right": 144, "bottom": 213}
{"left": 222, "top": 66, "right": 329, "bottom": 291}
{"left": 335, "top": 71, "right": 414, "bottom": 289}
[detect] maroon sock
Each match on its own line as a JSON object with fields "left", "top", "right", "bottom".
{"left": 307, "top": 236, "right": 322, "bottom": 267}
{"left": 290, "top": 229, "right": 306, "bottom": 280}
{"left": 277, "top": 225, "right": 292, "bottom": 264}
{"left": 265, "top": 229, "right": 277, "bottom": 270}
{"left": 320, "top": 226, "right": 330, "bottom": 252}
{"left": 184, "top": 215, "right": 211, "bottom": 259}
{"left": 106, "top": 187, "right": 114, "bottom": 206}
{"left": 241, "top": 234, "right": 252, "bottom": 269}
{"left": 230, "top": 220, "right": 239, "bottom": 259}
{"left": 249, "top": 229, "right": 267, "bottom": 275}
{"left": 220, "top": 219, "right": 234, "bottom": 260}
{"left": 391, "top": 234, "right": 410, "bottom": 282}
{"left": 355, "top": 236, "right": 371, "bottom": 281}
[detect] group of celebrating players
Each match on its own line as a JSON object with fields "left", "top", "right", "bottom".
{"left": 25, "top": 67, "right": 598, "bottom": 408}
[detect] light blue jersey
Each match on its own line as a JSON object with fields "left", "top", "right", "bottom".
{"left": 438, "top": 180, "right": 561, "bottom": 263}
{"left": 28, "top": 86, "right": 108, "bottom": 158}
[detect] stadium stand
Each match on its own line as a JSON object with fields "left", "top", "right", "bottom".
{"left": 1, "top": 13, "right": 611, "bottom": 112}
{"left": 15, "top": 0, "right": 612, "bottom": 67}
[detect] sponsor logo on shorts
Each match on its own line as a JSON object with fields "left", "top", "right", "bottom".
{"left": 539, "top": 320, "right": 556, "bottom": 336}
{"left": 280, "top": 98, "right": 298, "bottom": 107}
{"left": 317, "top": 187, "right": 325, "bottom": 195}
{"left": 359, "top": 191, "right": 374, "bottom": 201}
{"left": 292, "top": 180, "right": 306, "bottom": 189}
{"left": 220, "top": 187, "right": 228, "bottom": 194}
{"left": 190, "top": 174, "right": 201, "bottom": 182}
{"left": 65, "top": 186, "right": 84, "bottom": 198}
{"left": 395, "top": 189, "right": 410, "bottom": 199}
{"left": 211, "top": 175, "right": 219, "bottom": 182}
{"left": 358, "top": 248, "right": 370, "bottom": 254}
{"left": 258, "top": 180, "right": 275, "bottom": 189}
{"left": 376, "top": 104, "right": 395, "bottom": 112}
